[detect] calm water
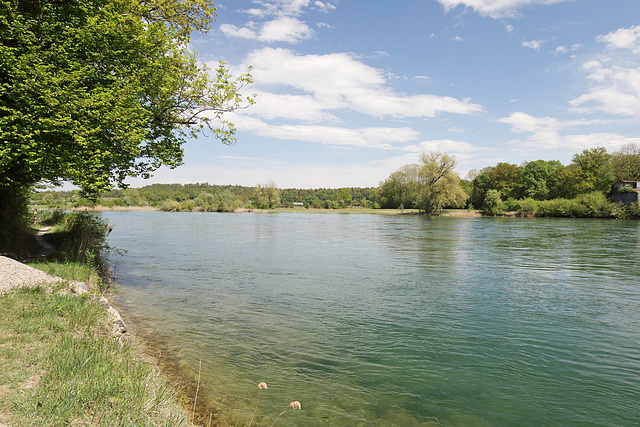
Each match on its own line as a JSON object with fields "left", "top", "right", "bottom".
{"left": 102, "top": 211, "right": 640, "bottom": 426}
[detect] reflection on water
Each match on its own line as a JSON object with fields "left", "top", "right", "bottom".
{"left": 103, "top": 212, "right": 640, "bottom": 426}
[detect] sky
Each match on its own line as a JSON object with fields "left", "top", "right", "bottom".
{"left": 127, "top": 0, "right": 640, "bottom": 189}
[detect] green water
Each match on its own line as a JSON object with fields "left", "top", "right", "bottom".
{"left": 103, "top": 212, "right": 640, "bottom": 426}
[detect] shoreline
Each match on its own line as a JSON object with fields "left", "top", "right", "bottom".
{"left": 108, "top": 297, "right": 226, "bottom": 426}
{"left": 70, "top": 205, "right": 485, "bottom": 217}
{"left": 0, "top": 256, "right": 193, "bottom": 426}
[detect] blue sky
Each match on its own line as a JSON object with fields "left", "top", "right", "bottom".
{"left": 130, "top": 0, "right": 640, "bottom": 189}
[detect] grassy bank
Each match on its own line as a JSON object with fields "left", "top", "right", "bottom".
{"left": 1, "top": 209, "right": 195, "bottom": 427}
{"left": 0, "top": 266, "right": 192, "bottom": 426}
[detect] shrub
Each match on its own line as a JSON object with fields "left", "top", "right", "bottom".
{"left": 616, "top": 186, "right": 637, "bottom": 193}
{"left": 538, "top": 198, "right": 574, "bottom": 217}
{"left": 573, "top": 192, "right": 615, "bottom": 218}
{"left": 518, "top": 198, "right": 538, "bottom": 214}
{"left": 482, "top": 190, "right": 504, "bottom": 215}
{"left": 502, "top": 198, "right": 519, "bottom": 212}
{"left": 54, "top": 212, "right": 113, "bottom": 280}
{"left": 159, "top": 200, "right": 181, "bottom": 211}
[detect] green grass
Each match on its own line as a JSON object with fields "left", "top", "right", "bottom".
{"left": 0, "top": 288, "right": 190, "bottom": 426}
{"left": 27, "top": 260, "right": 104, "bottom": 292}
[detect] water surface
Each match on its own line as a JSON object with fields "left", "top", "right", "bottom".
{"left": 103, "top": 212, "right": 640, "bottom": 426}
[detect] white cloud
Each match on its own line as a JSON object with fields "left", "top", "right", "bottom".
{"left": 522, "top": 39, "right": 542, "bottom": 51}
{"left": 223, "top": 0, "right": 319, "bottom": 43}
{"left": 435, "top": 0, "right": 569, "bottom": 19}
{"left": 260, "top": 16, "right": 313, "bottom": 43}
{"left": 452, "top": 35, "right": 465, "bottom": 42}
{"left": 220, "top": 17, "right": 313, "bottom": 43}
{"left": 228, "top": 114, "right": 421, "bottom": 150}
{"left": 498, "top": 112, "right": 639, "bottom": 152}
{"left": 238, "top": 47, "right": 484, "bottom": 120}
{"left": 570, "top": 26, "right": 640, "bottom": 117}
{"left": 243, "top": 91, "right": 339, "bottom": 122}
{"left": 219, "top": 24, "right": 258, "bottom": 40}
{"left": 596, "top": 25, "right": 640, "bottom": 53}
{"left": 314, "top": 1, "right": 336, "bottom": 13}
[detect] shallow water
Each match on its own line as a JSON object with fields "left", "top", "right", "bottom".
{"left": 102, "top": 211, "right": 640, "bottom": 426}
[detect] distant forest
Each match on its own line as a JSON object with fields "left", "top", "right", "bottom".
{"left": 31, "top": 183, "right": 381, "bottom": 212}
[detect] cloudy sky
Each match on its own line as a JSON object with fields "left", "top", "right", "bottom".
{"left": 133, "top": 0, "right": 640, "bottom": 189}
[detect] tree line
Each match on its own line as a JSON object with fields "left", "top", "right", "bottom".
{"left": 31, "top": 143, "right": 639, "bottom": 218}
{"left": 378, "top": 143, "right": 640, "bottom": 218}
{"left": 31, "top": 183, "right": 381, "bottom": 212}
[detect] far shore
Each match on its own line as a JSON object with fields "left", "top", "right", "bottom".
{"left": 70, "top": 205, "right": 485, "bottom": 216}
{"left": 71, "top": 205, "right": 160, "bottom": 211}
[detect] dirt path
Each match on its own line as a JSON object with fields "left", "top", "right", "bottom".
{"left": 34, "top": 226, "right": 56, "bottom": 257}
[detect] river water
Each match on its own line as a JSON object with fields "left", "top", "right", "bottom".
{"left": 101, "top": 211, "right": 640, "bottom": 426}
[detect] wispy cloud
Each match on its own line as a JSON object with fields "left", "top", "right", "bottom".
{"left": 232, "top": 47, "right": 484, "bottom": 122}
{"left": 522, "top": 39, "right": 542, "bottom": 51}
{"left": 220, "top": 16, "right": 313, "bottom": 43}
{"left": 227, "top": 114, "right": 421, "bottom": 150}
{"left": 498, "top": 112, "right": 639, "bottom": 152}
{"left": 570, "top": 25, "right": 640, "bottom": 117}
{"left": 436, "top": 0, "right": 570, "bottom": 19}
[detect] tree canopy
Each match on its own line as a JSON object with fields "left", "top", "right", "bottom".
{"left": 379, "top": 151, "right": 468, "bottom": 212}
{"left": 0, "top": 0, "right": 254, "bottom": 197}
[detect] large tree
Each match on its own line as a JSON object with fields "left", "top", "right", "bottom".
{"left": 0, "top": 0, "right": 253, "bottom": 197}
{"left": 378, "top": 164, "right": 421, "bottom": 209}
{"left": 570, "top": 147, "right": 615, "bottom": 194}
{"left": 611, "top": 143, "right": 640, "bottom": 182}
{"left": 415, "top": 151, "right": 468, "bottom": 212}
{"left": 515, "top": 159, "right": 562, "bottom": 200}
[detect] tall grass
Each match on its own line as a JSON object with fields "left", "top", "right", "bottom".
{"left": 40, "top": 211, "right": 114, "bottom": 288}
{"left": 0, "top": 287, "right": 190, "bottom": 426}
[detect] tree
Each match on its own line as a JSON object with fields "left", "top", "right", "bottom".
{"left": 337, "top": 188, "right": 352, "bottom": 208}
{"left": 482, "top": 189, "right": 503, "bottom": 215}
{"left": 571, "top": 147, "right": 615, "bottom": 194}
{"left": 254, "top": 180, "right": 280, "bottom": 209}
{"left": 488, "top": 163, "right": 520, "bottom": 200}
{"left": 378, "top": 164, "right": 421, "bottom": 209}
{"left": 611, "top": 143, "right": 640, "bottom": 182}
{"left": 0, "top": 0, "right": 254, "bottom": 197}
{"left": 515, "top": 159, "right": 562, "bottom": 200}
{"left": 415, "top": 151, "right": 468, "bottom": 212}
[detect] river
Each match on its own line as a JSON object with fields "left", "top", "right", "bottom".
{"left": 101, "top": 211, "right": 640, "bottom": 426}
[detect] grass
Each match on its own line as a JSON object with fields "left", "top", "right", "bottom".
{"left": 26, "top": 261, "right": 104, "bottom": 292}
{"left": 0, "top": 282, "right": 191, "bottom": 426}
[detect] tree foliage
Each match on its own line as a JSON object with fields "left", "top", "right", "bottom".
{"left": 379, "top": 151, "right": 467, "bottom": 212}
{"left": 415, "top": 151, "right": 468, "bottom": 212}
{"left": 611, "top": 143, "right": 640, "bottom": 182}
{"left": 571, "top": 147, "right": 615, "bottom": 194}
{"left": 0, "top": 0, "right": 254, "bottom": 198}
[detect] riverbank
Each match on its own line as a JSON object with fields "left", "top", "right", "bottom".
{"left": 0, "top": 256, "right": 194, "bottom": 426}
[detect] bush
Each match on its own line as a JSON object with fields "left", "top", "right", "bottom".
{"left": 502, "top": 198, "right": 519, "bottom": 212}
{"left": 517, "top": 198, "right": 538, "bottom": 214}
{"left": 482, "top": 190, "right": 504, "bottom": 215}
{"left": 159, "top": 200, "right": 181, "bottom": 211}
{"left": 54, "top": 212, "right": 113, "bottom": 280}
{"left": 616, "top": 186, "right": 637, "bottom": 193}
{"left": 538, "top": 198, "right": 574, "bottom": 217}
{"left": 40, "top": 209, "right": 66, "bottom": 226}
{"left": 572, "top": 192, "right": 615, "bottom": 218}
